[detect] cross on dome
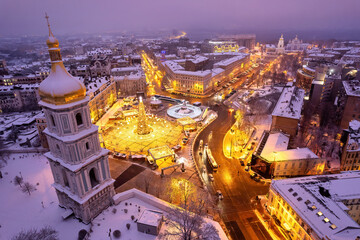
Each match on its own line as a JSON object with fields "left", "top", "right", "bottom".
{"left": 45, "top": 13, "right": 55, "bottom": 38}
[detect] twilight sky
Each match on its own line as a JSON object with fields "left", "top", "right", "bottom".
{"left": 0, "top": 0, "right": 360, "bottom": 38}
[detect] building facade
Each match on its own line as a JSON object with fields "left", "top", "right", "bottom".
{"left": 341, "top": 120, "right": 360, "bottom": 171}
{"left": 268, "top": 172, "right": 360, "bottom": 240}
{"left": 338, "top": 80, "right": 360, "bottom": 130}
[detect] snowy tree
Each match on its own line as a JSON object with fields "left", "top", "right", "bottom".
{"left": 12, "top": 226, "right": 58, "bottom": 240}
{"left": 161, "top": 180, "right": 220, "bottom": 240}
{"left": 21, "top": 182, "right": 36, "bottom": 195}
{"left": 14, "top": 175, "right": 23, "bottom": 187}
{"left": 160, "top": 194, "right": 220, "bottom": 240}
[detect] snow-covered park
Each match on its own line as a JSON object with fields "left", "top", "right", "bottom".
{"left": 0, "top": 153, "right": 88, "bottom": 240}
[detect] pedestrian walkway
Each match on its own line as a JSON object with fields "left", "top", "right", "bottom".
{"left": 113, "top": 164, "right": 146, "bottom": 189}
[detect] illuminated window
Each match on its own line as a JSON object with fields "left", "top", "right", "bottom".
{"left": 317, "top": 211, "right": 323, "bottom": 216}
{"left": 323, "top": 218, "right": 330, "bottom": 223}
{"left": 330, "top": 224, "right": 337, "bottom": 230}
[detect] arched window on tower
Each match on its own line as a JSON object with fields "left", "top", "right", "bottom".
{"left": 62, "top": 169, "right": 69, "bottom": 187}
{"left": 76, "top": 113, "right": 83, "bottom": 126}
{"left": 89, "top": 168, "right": 99, "bottom": 188}
{"left": 50, "top": 114, "right": 56, "bottom": 126}
{"left": 85, "top": 142, "right": 90, "bottom": 150}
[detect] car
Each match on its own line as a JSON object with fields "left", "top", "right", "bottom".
{"left": 250, "top": 173, "right": 256, "bottom": 179}
{"left": 216, "top": 190, "right": 224, "bottom": 200}
{"left": 208, "top": 174, "right": 214, "bottom": 182}
{"left": 240, "top": 160, "right": 245, "bottom": 166}
{"left": 245, "top": 166, "right": 249, "bottom": 171}
{"left": 182, "top": 138, "right": 189, "bottom": 145}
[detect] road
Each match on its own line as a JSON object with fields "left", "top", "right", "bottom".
{"left": 193, "top": 104, "right": 271, "bottom": 240}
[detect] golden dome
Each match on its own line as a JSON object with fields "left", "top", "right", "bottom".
{"left": 39, "top": 14, "right": 86, "bottom": 105}
{"left": 46, "top": 35, "right": 59, "bottom": 49}
{"left": 38, "top": 63, "right": 86, "bottom": 105}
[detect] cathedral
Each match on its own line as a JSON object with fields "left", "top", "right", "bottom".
{"left": 38, "top": 15, "right": 115, "bottom": 224}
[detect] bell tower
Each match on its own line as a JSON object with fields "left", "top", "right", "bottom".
{"left": 38, "top": 14, "right": 115, "bottom": 223}
{"left": 276, "top": 34, "right": 285, "bottom": 54}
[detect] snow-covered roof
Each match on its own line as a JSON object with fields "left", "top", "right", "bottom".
{"left": 259, "top": 132, "right": 318, "bottom": 161}
{"left": 343, "top": 80, "right": 360, "bottom": 97}
{"left": 346, "top": 120, "right": 360, "bottom": 152}
{"left": 271, "top": 172, "right": 360, "bottom": 240}
{"left": 272, "top": 86, "right": 305, "bottom": 119}
{"left": 213, "top": 54, "right": 248, "bottom": 68}
{"left": 111, "top": 66, "right": 139, "bottom": 73}
{"left": 187, "top": 56, "right": 208, "bottom": 64}
{"left": 137, "top": 209, "right": 163, "bottom": 227}
{"left": 164, "top": 60, "right": 211, "bottom": 77}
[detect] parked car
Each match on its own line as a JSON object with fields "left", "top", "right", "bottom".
{"left": 250, "top": 173, "right": 256, "bottom": 179}
{"left": 182, "top": 137, "right": 189, "bottom": 145}
{"left": 208, "top": 174, "right": 214, "bottom": 182}
{"left": 216, "top": 190, "right": 224, "bottom": 200}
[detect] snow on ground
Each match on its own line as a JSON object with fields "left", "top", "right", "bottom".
{"left": 0, "top": 153, "right": 88, "bottom": 240}
{"left": 90, "top": 189, "right": 228, "bottom": 240}
{"left": 91, "top": 196, "right": 160, "bottom": 240}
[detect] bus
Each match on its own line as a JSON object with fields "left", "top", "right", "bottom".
{"left": 205, "top": 145, "right": 218, "bottom": 171}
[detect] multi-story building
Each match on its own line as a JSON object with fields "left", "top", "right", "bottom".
{"left": 0, "top": 72, "right": 48, "bottom": 86}
{"left": 338, "top": 80, "right": 360, "bottom": 129}
{"left": 206, "top": 40, "right": 240, "bottom": 53}
{"left": 87, "top": 77, "right": 117, "bottom": 123}
{"left": 216, "top": 34, "right": 256, "bottom": 50}
{"left": 340, "top": 120, "right": 360, "bottom": 171}
{"left": 0, "top": 84, "right": 40, "bottom": 112}
{"left": 0, "top": 59, "right": 9, "bottom": 75}
{"left": 268, "top": 172, "right": 360, "bottom": 240}
{"left": 113, "top": 74, "right": 147, "bottom": 98}
{"left": 111, "top": 66, "right": 141, "bottom": 76}
{"left": 89, "top": 54, "right": 111, "bottom": 78}
{"left": 185, "top": 56, "right": 208, "bottom": 71}
{"left": 296, "top": 65, "right": 316, "bottom": 92}
{"left": 251, "top": 131, "right": 325, "bottom": 178}
{"left": 164, "top": 60, "right": 212, "bottom": 95}
{"left": 271, "top": 85, "right": 305, "bottom": 138}
{"left": 163, "top": 53, "right": 249, "bottom": 96}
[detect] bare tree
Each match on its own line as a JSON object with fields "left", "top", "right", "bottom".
{"left": 143, "top": 175, "right": 152, "bottom": 193}
{"left": 14, "top": 175, "right": 23, "bottom": 187}
{"left": 160, "top": 193, "right": 220, "bottom": 240}
{"left": 21, "top": 182, "right": 36, "bottom": 195}
{"left": 12, "top": 226, "right": 58, "bottom": 240}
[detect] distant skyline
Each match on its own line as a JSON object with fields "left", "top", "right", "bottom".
{"left": 1, "top": 0, "right": 360, "bottom": 40}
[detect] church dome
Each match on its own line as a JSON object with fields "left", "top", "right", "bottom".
{"left": 38, "top": 63, "right": 86, "bottom": 105}
{"left": 39, "top": 15, "right": 86, "bottom": 105}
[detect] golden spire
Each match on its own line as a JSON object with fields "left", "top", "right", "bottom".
{"left": 44, "top": 13, "right": 59, "bottom": 50}
{"left": 38, "top": 14, "right": 86, "bottom": 105}
{"left": 45, "top": 13, "right": 54, "bottom": 38}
